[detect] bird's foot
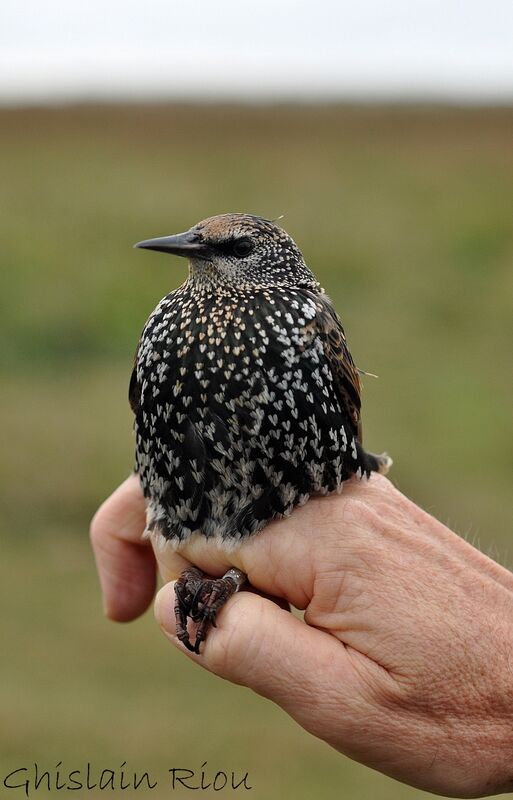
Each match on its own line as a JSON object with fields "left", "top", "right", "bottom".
{"left": 174, "top": 567, "right": 205, "bottom": 652}
{"left": 174, "top": 567, "right": 246, "bottom": 654}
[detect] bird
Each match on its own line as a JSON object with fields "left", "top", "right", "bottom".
{"left": 131, "top": 213, "right": 391, "bottom": 653}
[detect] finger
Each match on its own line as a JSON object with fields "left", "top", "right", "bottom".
{"left": 153, "top": 475, "right": 400, "bottom": 611}
{"left": 90, "top": 474, "right": 156, "bottom": 621}
{"left": 245, "top": 585, "right": 291, "bottom": 612}
{"left": 151, "top": 535, "right": 193, "bottom": 583}
{"left": 153, "top": 495, "right": 335, "bottom": 610}
{"left": 154, "top": 582, "right": 370, "bottom": 744}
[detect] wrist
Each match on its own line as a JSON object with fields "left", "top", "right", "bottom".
{"left": 477, "top": 622, "right": 513, "bottom": 795}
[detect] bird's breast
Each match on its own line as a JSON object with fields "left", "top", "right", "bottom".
{"left": 133, "top": 287, "right": 354, "bottom": 542}
{"left": 136, "top": 287, "right": 322, "bottom": 406}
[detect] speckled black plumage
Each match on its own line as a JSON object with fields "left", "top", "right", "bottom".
{"left": 130, "top": 213, "right": 391, "bottom": 548}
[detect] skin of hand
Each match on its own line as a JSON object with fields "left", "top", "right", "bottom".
{"left": 90, "top": 474, "right": 513, "bottom": 797}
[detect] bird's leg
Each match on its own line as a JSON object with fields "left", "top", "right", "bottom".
{"left": 191, "top": 568, "right": 247, "bottom": 655}
{"left": 175, "top": 567, "right": 247, "bottom": 655}
{"left": 174, "top": 566, "right": 206, "bottom": 652}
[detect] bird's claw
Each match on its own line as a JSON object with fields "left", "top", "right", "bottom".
{"left": 174, "top": 567, "right": 246, "bottom": 654}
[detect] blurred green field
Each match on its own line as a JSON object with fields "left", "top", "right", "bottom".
{"left": 1, "top": 104, "right": 512, "bottom": 799}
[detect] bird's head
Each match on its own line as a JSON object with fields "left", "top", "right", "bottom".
{"left": 135, "top": 213, "right": 318, "bottom": 291}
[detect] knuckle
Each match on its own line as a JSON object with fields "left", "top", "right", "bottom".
{"left": 89, "top": 509, "right": 103, "bottom": 546}
{"left": 340, "top": 497, "right": 379, "bottom": 531}
{"left": 89, "top": 502, "right": 112, "bottom": 549}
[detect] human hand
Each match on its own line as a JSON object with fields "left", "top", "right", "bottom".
{"left": 91, "top": 474, "right": 513, "bottom": 797}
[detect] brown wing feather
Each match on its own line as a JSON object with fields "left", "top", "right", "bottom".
{"left": 307, "top": 292, "right": 363, "bottom": 442}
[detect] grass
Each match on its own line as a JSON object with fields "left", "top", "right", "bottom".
{"left": 0, "top": 103, "right": 512, "bottom": 799}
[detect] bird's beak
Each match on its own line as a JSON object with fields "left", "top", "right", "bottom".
{"left": 134, "top": 230, "right": 208, "bottom": 258}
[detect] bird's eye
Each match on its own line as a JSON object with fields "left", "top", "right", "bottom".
{"left": 232, "top": 238, "right": 254, "bottom": 258}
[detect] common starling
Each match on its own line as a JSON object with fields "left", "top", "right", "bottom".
{"left": 131, "top": 213, "right": 391, "bottom": 653}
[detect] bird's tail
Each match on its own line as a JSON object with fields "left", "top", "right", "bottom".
{"left": 358, "top": 446, "right": 393, "bottom": 476}
{"left": 371, "top": 452, "right": 393, "bottom": 475}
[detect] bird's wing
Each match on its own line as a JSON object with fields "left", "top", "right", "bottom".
{"left": 128, "top": 354, "right": 140, "bottom": 414}
{"left": 302, "top": 290, "right": 362, "bottom": 442}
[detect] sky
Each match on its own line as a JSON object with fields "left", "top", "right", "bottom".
{"left": 1, "top": 0, "right": 513, "bottom": 104}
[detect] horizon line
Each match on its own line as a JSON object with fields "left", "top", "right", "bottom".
{"left": 1, "top": 92, "right": 513, "bottom": 110}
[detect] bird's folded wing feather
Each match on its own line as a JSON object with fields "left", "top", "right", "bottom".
{"left": 303, "top": 291, "right": 363, "bottom": 442}
{"left": 128, "top": 354, "right": 140, "bottom": 414}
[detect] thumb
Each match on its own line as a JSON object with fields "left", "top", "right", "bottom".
{"left": 154, "top": 582, "right": 364, "bottom": 741}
